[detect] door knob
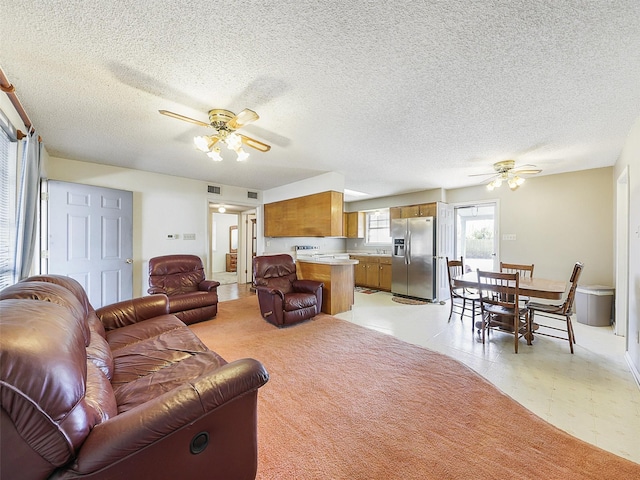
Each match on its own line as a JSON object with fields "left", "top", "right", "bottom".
{"left": 125, "top": 258, "right": 133, "bottom": 264}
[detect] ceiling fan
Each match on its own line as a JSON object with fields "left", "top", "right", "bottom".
{"left": 159, "top": 108, "right": 271, "bottom": 161}
{"left": 471, "top": 160, "right": 542, "bottom": 191}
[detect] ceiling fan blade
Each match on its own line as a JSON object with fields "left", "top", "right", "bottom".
{"left": 239, "top": 134, "right": 271, "bottom": 152}
{"left": 227, "top": 109, "right": 259, "bottom": 130}
{"left": 512, "top": 168, "right": 542, "bottom": 175}
{"left": 469, "top": 172, "right": 498, "bottom": 177}
{"left": 159, "top": 110, "right": 211, "bottom": 128}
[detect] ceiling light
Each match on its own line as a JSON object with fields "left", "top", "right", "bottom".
{"left": 206, "top": 145, "right": 223, "bottom": 162}
{"left": 484, "top": 160, "right": 534, "bottom": 192}
{"left": 161, "top": 108, "right": 271, "bottom": 163}
{"left": 218, "top": 206, "right": 226, "bottom": 213}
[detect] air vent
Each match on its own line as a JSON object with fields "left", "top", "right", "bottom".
{"left": 208, "top": 185, "right": 221, "bottom": 194}
{"left": 247, "top": 191, "right": 258, "bottom": 199}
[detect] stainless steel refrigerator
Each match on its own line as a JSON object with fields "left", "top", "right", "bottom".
{"left": 391, "top": 217, "right": 436, "bottom": 300}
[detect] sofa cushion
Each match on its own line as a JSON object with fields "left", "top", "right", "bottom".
{"left": 148, "top": 256, "right": 206, "bottom": 296}
{"left": 85, "top": 362, "right": 118, "bottom": 422}
{"left": 105, "top": 315, "right": 227, "bottom": 412}
{"left": 0, "top": 280, "right": 91, "bottom": 346}
{"left": 168, "top": 290, "right": 219, "bottom": 313}
{"left": 23, "top": 274, "right": 94, "bottom": 318}
{"left": 0, "top": 300, "right": 100, "bottom": 463}
{"left": 284, "top": 292, "right": 317, "bottom": 311}
{"left": 87, "top": 328, "right": 115, "bottom": 380}
{"left": 113, "top": 350, "right": 227, "bottom": 413}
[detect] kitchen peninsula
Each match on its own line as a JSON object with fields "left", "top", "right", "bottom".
{"left": 296, "top": 256, "right": 359, "bottom": 315}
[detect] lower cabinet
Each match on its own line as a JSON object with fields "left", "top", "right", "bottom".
{"left": 351, "top": 256, "right": 392, "bottom": 291}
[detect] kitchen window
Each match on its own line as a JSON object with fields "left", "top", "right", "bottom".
{"left": 365, "top": 209, "right": 392, "bottom": 245}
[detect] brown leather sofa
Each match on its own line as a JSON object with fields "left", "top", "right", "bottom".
{"left": 147, "top": 254, "right": 220, "bottom": 324}
{"left": 0, "top": 274, "right": 268, "bottom": 480}
{"left": 253, "top": 254, "right": 323, "bottom": 327}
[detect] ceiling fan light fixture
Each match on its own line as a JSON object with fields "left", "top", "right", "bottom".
{"left": 481, "top": 160, "right": 537, "bottom": 191}
{"left": 207, "top": 146, "right": 223, "bottom": 162}
{"left": 161, "top": 107, "right": 271, "bottom": 163}
{"left": 236, "top": 148, "right": 249, "bottom": 162}
{"left": 194, "top": 135, "right": 212, "bottom": 152}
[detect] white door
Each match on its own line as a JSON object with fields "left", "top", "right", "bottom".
{"left": 454, "top": 203, "right": 498, "bottom": 272}
{"left": 48, "top": 180, "right": 133, "bottom": 308}
{"left": 437, "top": 202, "right": 454, "bottom": 301}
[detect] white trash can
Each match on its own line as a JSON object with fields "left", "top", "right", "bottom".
{"left": 575, "top": 285, "right": 614, "bottom": 326}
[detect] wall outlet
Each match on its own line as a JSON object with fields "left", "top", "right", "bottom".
{"left": 167, "top": 233, "right": 179, "bottom": 240}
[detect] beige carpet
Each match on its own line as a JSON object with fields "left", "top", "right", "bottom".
{"left": 190, "top": 297, "right": 640, "bottom": 479}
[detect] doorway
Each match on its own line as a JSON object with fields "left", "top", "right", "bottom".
{"left": 208, "top": 203, "right": 257, "bottom": 286}
{"left": 454, "top": 203, "right": 498, "bottom": 272}
{"left": 615, "top": 167, "right": 629, "bottom": 338}
{"left": 209, "top": 209, "right": 240, "bottom": 285}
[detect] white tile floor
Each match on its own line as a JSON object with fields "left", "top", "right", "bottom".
{"left": 335, "top": 291, "right": 640, "bottom": 464}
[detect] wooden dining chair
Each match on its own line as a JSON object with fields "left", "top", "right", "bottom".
{"left": 500, "top": 262, "right": 534, "bottom": 278}
{"left": 526, "top": 262, "right": 584, "bottom": 353}
{"left": 500, "top": 262, "right": 534, "bottom": 303}
{"left": 476, "top": 270, "right": 530, "bottom": 353}
{"left": 446, "top": 257, "right": 479, "bottom": 329}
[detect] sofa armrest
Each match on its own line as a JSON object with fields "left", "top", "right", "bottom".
{"left": 95, "top": 295, "right": 170, "bottom": 330}
{"left": 60, "top": 358, "right": 269, "bottom": 478}
{"left": 199, "top": 279, "right": 221, "bottom": 292}
{"left": 293, "top": 279, "right": 324, "bottom": 294}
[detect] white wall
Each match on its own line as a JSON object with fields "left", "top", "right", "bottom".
{"left": 46, "top": 156, "right": 260, "bottom": 296}
{"left": 262, "top": 172, "right": 344, "bottom": 203}
{"left": 346, "top": 169, "right": 614, "bottom": 286}
{"left": 615, "top": 114, "right": 640, "bottom": 377}
{"left": 444, "top": 168, "right": 614, "bottom": 287}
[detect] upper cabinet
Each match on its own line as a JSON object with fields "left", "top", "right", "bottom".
{"left": 343, "top": 211, "right": 365, "bottom": 238}
{"left": 390, "top": 202, "right": 437, "bottom": 219}
{"left": 264, "top": 191, "right": 344, "bottom": 237}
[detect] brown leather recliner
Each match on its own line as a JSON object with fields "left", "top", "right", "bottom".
{"left": 253, "top": 254, "right": 323, "bottom": 327}
{"left": 148, "top": 254, "right": 220, "bottom": 324}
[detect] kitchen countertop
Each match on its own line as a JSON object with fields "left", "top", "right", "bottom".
{"left": 296, "top": 257, "right": 359, "bottom": 265}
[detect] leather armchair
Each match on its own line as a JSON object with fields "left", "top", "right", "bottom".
{"left": 148, "top": 254, "right": 220, "bottom": 324}
{"left": 253, "top": 254, "right": 323, "bottom": 327}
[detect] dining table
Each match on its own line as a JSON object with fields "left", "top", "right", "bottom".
{"left": 453, "top": 271, "right": 567, "bottom": 300}
{"left": 453, "top": 270, "right": 567, "bottom": 344}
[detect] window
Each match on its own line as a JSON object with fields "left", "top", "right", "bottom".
{"left": 0, "top": 122, "right": 18, "bottom": 288}
{"left": 365, "top": 209, "right": 392, "bottom": 245}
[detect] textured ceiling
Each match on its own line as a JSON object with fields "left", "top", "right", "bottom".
{"left": 2, "top": 1, "right": 639, "bottom": 200}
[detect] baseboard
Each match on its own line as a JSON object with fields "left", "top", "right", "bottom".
{"left": 625, "top": 352, "right": 640, "bottom": 390}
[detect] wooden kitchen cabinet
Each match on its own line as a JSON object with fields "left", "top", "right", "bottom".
{"left": 390, "top": 202, "right": 437, "bottom": 219}
{"left": 378, "top": 257, "right": 392, "bottom": 291}
{"left": 351, "top": 255, "right": 392, "bottom": 291}
{"left": 264, "top": 191, "right": 344, "bottom": 237}
{"left": 352, "top": 256, "right": 368, "bottom": 286}
{"left": 343, "top": 211, "right": 365, "bottom": 238}
{"left": 365, "top": 258, "right": 380, "bottom": 288}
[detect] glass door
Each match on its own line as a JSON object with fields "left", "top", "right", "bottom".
{"left": 454, "top": 203, "right": 498, "bottom": 272}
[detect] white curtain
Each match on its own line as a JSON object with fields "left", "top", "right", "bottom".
{"left": 13, "top": 130, "right": 41, "bottom": 281}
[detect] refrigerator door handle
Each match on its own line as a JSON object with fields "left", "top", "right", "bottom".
{"left": 406, "top": 232, "right": 411, "bottom": 264}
